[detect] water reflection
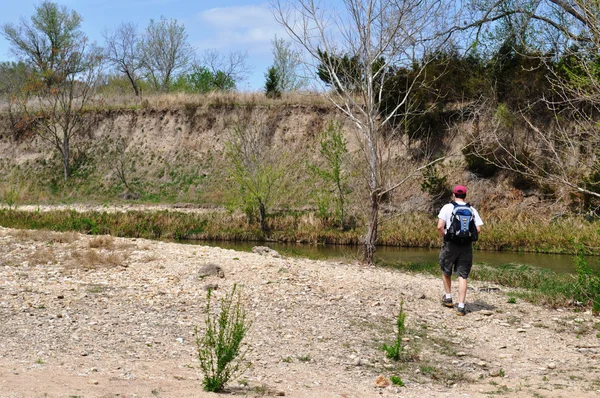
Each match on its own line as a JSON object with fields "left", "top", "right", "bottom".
{"left": 181, "top": 240, "right": 599, "bottom": 274}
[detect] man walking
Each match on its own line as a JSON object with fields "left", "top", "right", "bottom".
{"left": 437, "top": 185, "right": 483, "bottom": 316}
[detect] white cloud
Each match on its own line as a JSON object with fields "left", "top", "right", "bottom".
{"left": 196, "top": 4, "right": 285, "bottom": 52}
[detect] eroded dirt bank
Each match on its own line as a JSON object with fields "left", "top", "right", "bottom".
{"left": 0, "top": 227, "right": 599, "bottom": 398}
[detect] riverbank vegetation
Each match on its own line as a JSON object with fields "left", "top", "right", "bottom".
{"left": 2, "top": 208, "right": 600, "bottom": 256}
{"left": 389, "top": 255, "right": 600, "bottom": 313}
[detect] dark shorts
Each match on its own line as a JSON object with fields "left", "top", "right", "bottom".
{"left": 439, "top": 241, "right": 473, "bottom": 279}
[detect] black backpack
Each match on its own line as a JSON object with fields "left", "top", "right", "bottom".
{"left": 445, "top": 201, "right": 478, "bottom": 244}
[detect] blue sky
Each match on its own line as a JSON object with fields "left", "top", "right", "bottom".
{"left": 0, "top": 0, "right": 291, "bottom": 91}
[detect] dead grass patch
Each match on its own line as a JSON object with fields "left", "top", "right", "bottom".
{"left": 9, "top": 229, "right": 79, "bottom": 244}
{"left": 28, "top": 247, "right": 56, "bottom": 265}
{"left": 70, "top": 249, "right": 127, "bottom": 269}
{"left": 94, "top": 91, "right": 331, "bottom": 110}
{"left": 89, "top": 235, "right": 115, "bottom": 249}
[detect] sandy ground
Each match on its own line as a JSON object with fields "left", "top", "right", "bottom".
{"left": 0, "top": 226, "right": 599, "bottom": 398}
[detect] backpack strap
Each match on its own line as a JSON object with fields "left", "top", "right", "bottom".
{"left": 451, "top": 201, "right": 471, "bottom": 208}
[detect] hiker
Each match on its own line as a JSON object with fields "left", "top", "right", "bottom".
{"left": 437, "top": 185, "right": 483, "bottom": 316}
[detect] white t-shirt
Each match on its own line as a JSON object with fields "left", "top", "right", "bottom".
{"left": 438, "top": 201, "right": 484, "bottom": 233}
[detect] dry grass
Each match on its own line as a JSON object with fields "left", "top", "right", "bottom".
{"left": 89, "top": 235, "right": 115, "bottom": 249}
{"left": 70, "top": 249, "right": 127, "bottom": 269}
{"left": 87, "top": 91, "right": 332, "bottom": 111}
{"left": 9, "top": 229, "right": 79, "bottom": 244}
{"left": 28, "top": 247, "right": 56, "bottom": 266}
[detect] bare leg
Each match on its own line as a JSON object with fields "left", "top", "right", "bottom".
{"left": 442, "top": 273, "right": 452, "bottom": 294}
{"left": 458, "top": 277, "right": 467, "bottom": 304}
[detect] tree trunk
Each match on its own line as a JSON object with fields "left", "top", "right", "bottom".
{"left": 362, "top": 191, "right": 380, "bottom": 265}
{"left": 258, "top": 202, "right": 268, "bottom": 234}
{"left": 125, "top": 71, "right": 140, "bottom": 97}
{"left": 62, "top": 136, "right": 70, "bottom": 181}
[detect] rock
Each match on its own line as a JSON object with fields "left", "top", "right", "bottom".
{"left": 456, "top": 352, "right": 467, "bottom": 357}
{"left": 479, "top": 287, "right": 500, "bottom": 293}
{"left": 274, "top": 391, "right": 285, "bottom": 396}
{"left": 517, "top": 328, "right": 527, "bottom": 333}
{"left": 478, "top": 361, "right": 487, "bottom": 367}
{"left": 197, "top": 263, "right": 225, "bottom": 278}
{"left": 375, "top": 375, "right": 390, "bottom": 387}
{"left": 252, "top": 246, "right": 281, "bottom": 258}
{"left": 547, "top": 362, "right": 556, "bottom": 369}
{"left": 88, "top": 379, "right": 99, "bottom": 385}
{"left": 202, "top": 283, "right": 218, "bottom": 291}
{"left": 480, "top": 310, "right": 493, "bottom": 316}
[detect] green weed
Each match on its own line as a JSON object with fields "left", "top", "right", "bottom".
{"left": 390, "top": 375, "right": 404, "bottom": 386}
{"left": 381, "top": 300, "right": 407, "bottom": 361}
{"left": 195, "top": 284, "right": 251, "bottom": 392}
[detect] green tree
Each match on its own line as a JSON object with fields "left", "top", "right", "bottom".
{"left": 308, "top": 120, "right": 350, "bottom": 229}
{"left": 271, "top": 35, "right": 305, "bottom": 91}
{"left": 2, "top": 1, "right": 103, "bottom": 181}
{"left": 264, "top": 66, "right": 282, "bottom": 98}
{"left": 200, "top": 49, "right": 253, "bottom": 91}
{"left": 173, "top": 65, "right": 235, "bottom": 93}
{"left": 225, "top": 122, "right": 289, "bottom": 233}
{"left": 1, "top": 1, "right": 84, "bottom": 87}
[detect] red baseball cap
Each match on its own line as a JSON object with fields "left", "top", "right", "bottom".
{"left": 453, "top": 185, "right": 467, "bottom": 195}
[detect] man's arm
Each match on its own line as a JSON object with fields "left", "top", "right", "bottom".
{"left": 437, "top": 218, "right": 446, "bottom": 238}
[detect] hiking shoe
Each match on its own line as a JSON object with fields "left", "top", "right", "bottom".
{"left": 441, "top": 296, "right": 453, "bottom": 308}
{"left": 456, "top": 306, "right": 466, "bottom": 316}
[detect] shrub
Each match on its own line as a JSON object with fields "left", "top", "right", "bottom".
{"left": 390, "top": 375, "right": 405, "bottom": 386}
{"left": 195, "top": 284, "right": 251, "bottom": 392}
{"left": 420, "top": 164, "right": 451, "bottom": 208}
{"left": 462, "top": 142, "right": 500, "bottom": 178}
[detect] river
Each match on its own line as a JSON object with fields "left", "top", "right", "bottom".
{"left": 184, "top": 240, "right": 598, "bottom": 274}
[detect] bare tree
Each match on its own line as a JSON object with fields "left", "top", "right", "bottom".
{"left": 272, "top": 0, "right": 448, "bottom": 263}
{"left": 103, "top": 22, "right": 144, "bottom": 96}
{"left": 142, "top": 17, "right": 194, "bottom": 91}
{"left": 271, "top": 35, "right": 306, "bottom": 91}
{"left": 200, "top": 49, "right": 253, "bottom": 90}
{"left": 23, "top": 44, "right": 103, "bottom": 181}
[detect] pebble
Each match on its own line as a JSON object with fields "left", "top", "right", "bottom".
{"left": 547, "top": 363, "right": 556, "bottom": 369}
{"left": 456, "top": 352, "right": 467, "bottom": 357}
